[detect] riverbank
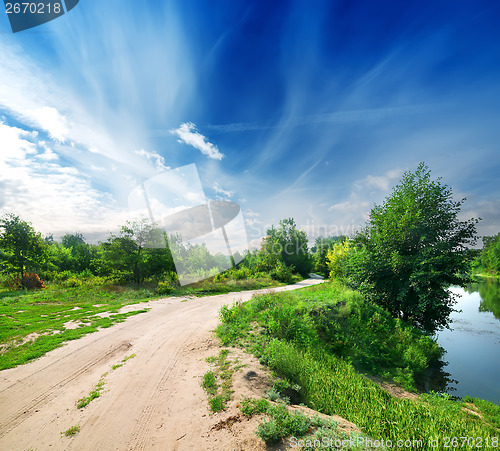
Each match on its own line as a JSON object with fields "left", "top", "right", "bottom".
{"left": 216, "top": 281, "right": 500, "bottom": 448}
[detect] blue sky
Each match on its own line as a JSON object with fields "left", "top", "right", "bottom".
{"left": 0, "top": 0, "right": 499, "bottom": 246}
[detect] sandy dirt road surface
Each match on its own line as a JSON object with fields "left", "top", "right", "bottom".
{"left": 0, "top": 279, "right": 324, "bottom": 451}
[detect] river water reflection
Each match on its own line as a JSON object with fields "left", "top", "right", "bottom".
{"left": 423, "top": 279, "right": 500, "bottom": 404}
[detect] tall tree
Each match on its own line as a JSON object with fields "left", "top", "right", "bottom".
{"left": 0, "top": 214, "right": 46, "bottom": 280}
{"left": 260, "top": 218, "right": 311, "bottom": 276}
{"left": 61, "top": 233, "right": 95, "bottom": 273}
{"left": 311, "top": 235, "right": 345, "bottom": 276}
{"left": 102, "top": 218, "right": 173, "bottom": 283}
{"left": 343, "top": 163, "right": 479, "bottom": 332}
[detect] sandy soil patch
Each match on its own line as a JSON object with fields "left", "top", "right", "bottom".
{"left": 0, "top": 279, "right": 327, "bottom": 450}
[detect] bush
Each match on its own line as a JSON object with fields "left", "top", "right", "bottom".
{"left": 270, "top": 261, "right": 294, "bottom": 283}
{"left": 231, "top": 267, "right": 252, "bottom": 280}
{"left": 155, "top": 281, "right": 174, "bottom": 295}
{"left": 155, "top": 271, "right": 180, "bottom": 295}
{"left": 21, "top": 273, "right": 45, "bottom": 290}
{"left": 62, "top": 276, "right": 83, "bottom": 288}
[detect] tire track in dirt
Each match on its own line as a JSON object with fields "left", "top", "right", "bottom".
{"left": 0, "top": 340, "right": 131, "bottom": 438}
{"left": 0, "top": 279, "right": 323, "bottom": 451}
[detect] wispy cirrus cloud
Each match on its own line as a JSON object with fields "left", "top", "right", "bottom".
{"left": 134, "top": 149, "right": 170, "bottom": 172}
{"left": 212, "top": 182, "right": 233, "bottom": 200}
{"left": 204, "top": 105, "right": 440, "bottom": 133}
{"left": 170, "top": 122, "right": 223, "bottom": 160}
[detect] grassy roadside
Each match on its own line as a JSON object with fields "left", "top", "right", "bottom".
{"left": 202, "top": 348, "right": 243, "bottom": 413}
{"left": 216, "top": 282, "right": 500, "bottom": 449}
{"left": 0, "top": 276, "right": 287, "bottom": 371}
{"left": 0, "top": 283, "right": 151, "bottom": 370}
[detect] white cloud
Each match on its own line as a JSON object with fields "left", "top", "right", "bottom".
{"left": 328, "top": 200, "right": 370, "bottom": 212}
{"left": 35, "top": 147, "right": 59, "bottom": 161}
{"left": 0, "top": 121, "right": 37, "bottom": 161}
{"left": 29, "top": 106, "right": 68, "bottom": 142}
{"left": 354, "top": 168, "right": 402, "bottom": 192}
{"left": 212, "top": 182, "right": 233, "bottom": 200}
{"left": 170, "top": 122, "right": 224, "bottom": 160}
{"left": 0, "top": 122, "right": 126, "bottom": 240}
{"left": 134, "top": 149, "right": 170, "bottom": 171}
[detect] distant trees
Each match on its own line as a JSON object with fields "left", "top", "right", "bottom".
{"left": 338, "top": 163, "right": 479, "bottom": 332}
{"left": 0, "top": 212, "right": 318, "bottom": 289}
{"left": 311, "top": 236, "right": 345, "bottom": 276}
{"left": 102, "top": 218, "right": 174, "bottom": 284}
{"left": 259, "top": 218, "right": 312, "bottom": 277}
{"left": 0, "top": 214, "right": 46, "bottom": 281}
{"left": 473, "top": 233, "right": 500, "bottom": 275}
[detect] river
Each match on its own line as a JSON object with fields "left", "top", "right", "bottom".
{"left": 423, "top": 278, "right": 500, "bottom": 404}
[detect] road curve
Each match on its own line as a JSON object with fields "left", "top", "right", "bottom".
{"left": 0, "top": 279, "right": 323, "bottom": 451}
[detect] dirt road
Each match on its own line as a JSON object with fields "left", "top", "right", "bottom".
{"left": 0, "top": 279, "right": 323, "bottom": 451}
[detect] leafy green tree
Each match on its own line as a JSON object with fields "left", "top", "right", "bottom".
{"left": 326, "top": 239, "right": 351, "bottom": 279}
{"left": 61, "top": 233, "right": 96, "bottom": 273}
{"left": 474, "top": 233, "right": 500, "bottom": 275}
{"left": 343, "top": 163, "right": 479, "bottom": 332}
{"left": 102, "top": 218, "right": 173, "bottom": 283}
{"left": 311, "top": 235, "right": 345, "bottom": 276}
{"left": 259, "top": 218, "right": 311, "bottom": 276}
{"left": 0, "top": 214, "right": 47, "bottom": 280}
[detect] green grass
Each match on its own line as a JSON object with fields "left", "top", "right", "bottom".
{"left": 62, "top": 424, "right": 80, "bottom": 437}
{"left": 463, "top": 396, "right": 500, "bottom": 428}
{"left": 217, "top": 281, "right": 500, "bottom": 449}
{"left": 217, "top": 281, "right": 442, "bottom": 391}
{"left": 0, "top": 274, "right": 287, "bottom": 370}
{"left": 76, "top": 375, "right": 106, "bottom": 409}
{"left": 202, "top": 348, "right": 241, "bottom": 413}
{"left": 112, "top": 353, "right": 136, "bottom": 370}
{"left": 77, "top": 353, "right": 136, "bottom": 408}
{"left": 202, "top": 371, "right": 218, "bottom": 396}
{"left": 177, "top": 277, "right": 285, "bottom": 296}
{"left": 0, "top": 283, "right": 153, "bottom": 369}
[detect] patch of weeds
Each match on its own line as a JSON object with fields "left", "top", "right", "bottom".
{"left": 112, "top": 353, "right": 136, "bottom": 370}
{"left": 202, "top": 371, "right": 218, "bottom": 396}
{"left": 306, "top": 426, "right": 381, "bottom": 450}
{"left": 240, "top": 397, "right": 382, "bottom": 448}
{"left": 463, "top": 396, "right": 500, "bottom": 428}
{"left": 240, "top": 397, "right": 269, "bottom": 415}
{"left": 256, "top": 403, "right": 310, "bottom": 443}
{"left": 266, "top": 378, "right": 294, "bottom": 404}
{"left": 266, "top": 387, "right": 281, "bottom": 402}
{"left": 122, "top": 353, "right": 136, "bottom": 362}
{"left": 209, "top": 394, "right": 228, "bottom": 413}
{"left": 76, "top": 375, "right": 106, "bottom": 409}
{"left": 202, "top": 348, "right": 238, "bottom": 413}
{"left": 62, "top": 424, "right": 80, "bottom": 437}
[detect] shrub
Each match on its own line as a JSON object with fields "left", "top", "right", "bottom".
{"left": 21, "top": 273, "right": 45, "bottom": 290}
{"left": 155, "top": 281, "right": 173, "bottom": 295}
{"left": 231, "top": 267, "right": 252, "bottom": 280}
{"left": 270, "top": 261, "right": 294, "bottom": 283}
{"left": 62, "top": 277, "right": 82, "bottom": 288}
{"left": 155, "top": 271, "right": 180, "bottom": 295}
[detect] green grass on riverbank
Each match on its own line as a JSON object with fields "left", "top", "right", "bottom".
{"left": 217, "top": 281, "right": 442, "bottom": 391}
{"left": 216, "top": 282, "right": 500, "bottom": 448}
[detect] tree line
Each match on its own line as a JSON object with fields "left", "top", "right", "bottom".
{"left": 1, "top": 163, "right": 490, "bottom": 334}
{"left": 0, "top": 214, "right": 315, "bottom": 289}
